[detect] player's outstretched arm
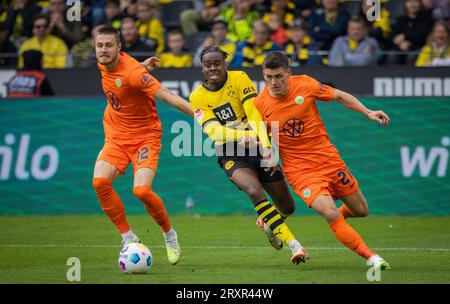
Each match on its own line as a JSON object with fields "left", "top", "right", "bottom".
{"left": 155, "top": 86, "right": 193, "bottom": 117}
{"left": 334, "top": 89, "right": 391, "bottom": 126}
{"left": 141, "top": 57, "right": 160, "bottom": 73}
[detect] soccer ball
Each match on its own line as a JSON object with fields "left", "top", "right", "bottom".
{"left": 118, "top": 243, "right": 153, "bottom": 274}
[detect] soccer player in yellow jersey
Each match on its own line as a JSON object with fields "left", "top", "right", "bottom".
{"left": 189, "top": 47, "right": 307, "bottom": 265}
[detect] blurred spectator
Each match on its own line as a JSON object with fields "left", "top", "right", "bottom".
{"left": 45, "top": 0, "right": 84, "bottom": 48}
{"left": 3, "top": 0, "right": 42, "bottom": 43}
{"left": 121, "top": 17, "right": 156, "bottom": 62}
{"left": 359, "top": 0, "right": 391, "bottom": 50}
{"left": 422, "top": 0, "right": 450, "bottom": 20}
{"left": 329, "top": 16, "right": 381, "bottom": 67}
{"left": 7, "top": 50, "right": 54, "bottom": 97}
{"left": 307, "top": 0, "right": 349, "bottom": 51}
{"left": 267, "top": 12, "right": 289, "bottom": 46}
{"left": 122, "top": 0, "right": 138, "bottom": 19}
{"left": 294, "top": 0, "right": 317, "bottom": 19}
{"left": 262, "top": 0, "right": 296, "bottom": 28}
{"left": 88, "top": 0, "right": 106, "bottom": 26}
{"left": 71, "top": 21, "right": 107, "bottom": 67}
{"left": 284, "top": 19, "right": 321, "bottom": 66}
{"left": 0, "top": 21, "right": 18, "bottom": 67}
{"left": 180, "top": 0, "right": 226, "bottom": 36}
{"left": 390, "top": 0, "right": 433, "bottom": 65}
{"left": 18, "top": 15, "right": 68, "bottom": 68}
{"left": 220, "top": 0, "right": 260, "bottom": 42}
{"left": 194, "top": 20, "right": 236, "bottom": 66}
{"left": 158, "top": 29, "right": 192, "bottom": 67}
{"left": 230, "top": 20, "right": 283, "bottom": 67}
{"left": 135, "top": 0, "right": 164, "bottom": 53}
{"left": 416, "top": 20, "right": 450, "bottom": 66}
{"left": 104, "top": 0, "right": 124, "bottom": 29}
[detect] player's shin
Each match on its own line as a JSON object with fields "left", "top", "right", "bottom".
{"left": 93, "top": 177, "right": 130, "bottom": 234}
{"left": 329, "top": 215, "right": 375, "bottom": 259}
{"left": 254, "top": 199, "right": 295, "bottom": 245}
{"left": 133, "top": 186, "right": 172, "bottom": 233}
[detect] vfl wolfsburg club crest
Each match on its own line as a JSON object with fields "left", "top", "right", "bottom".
{"left": 295, "top": 96, "right": 304, "bottom": 105}
{"left": 303, "top": 188, "right": 311, "bottom": 198}
{"left": 115, "top": 78, "right": 122, "bottom": 88}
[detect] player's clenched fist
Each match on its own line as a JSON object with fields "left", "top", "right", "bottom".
{"left": 367, "top": 110, "right": 391, "bottom": 126}
{"left": 142, "top": 57, "right": 161, "bottom": 73}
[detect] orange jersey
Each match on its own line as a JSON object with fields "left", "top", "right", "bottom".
{"left": 254, "top": 75, "right": 338, "bottom": 176}
{"left": 98, "top": 52, "right": 162, "bottom": 140}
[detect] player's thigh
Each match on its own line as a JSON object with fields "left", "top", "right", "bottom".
{"left": 95, "top": 140, "right": 130, "bottom": 180}
{"left": 93, "top": 160, "right": 122, "bottom": 181}
{"left": 134, "top": 168, "right": 156, "bottom": 187}
{"left": 130, "top": 139, "right": 161, "bottom": 177}
{"left": 310, "top": 194, "right": 341, "bottom": 223}
{"left": 230, "top": 167, "right": 266, "bottom": 202}
{"left": 262, "top": 179, "right": 296, "bottom": 215}
{"left": 340, "top": 190, "right": 369, "bottom": 217}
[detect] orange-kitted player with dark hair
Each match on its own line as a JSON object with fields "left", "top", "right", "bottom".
{"left": 92, "top": 25, "right": 192, "bottom": 265}
{"left": 254, "top": 51, "right": 391, "bottom": 271}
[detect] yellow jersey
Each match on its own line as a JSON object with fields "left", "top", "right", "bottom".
{"left": 159, "top": 53, "right": 193, "bottom": 68}
{"left": 18, "top": 35, "right": 68, "bottom": 69}
{"left": 190, "top": 70, "right": 271, "bottom": 148}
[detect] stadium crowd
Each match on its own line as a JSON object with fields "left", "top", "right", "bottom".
{"left": 0, "top": 0, "right": 449, "bottom": 69}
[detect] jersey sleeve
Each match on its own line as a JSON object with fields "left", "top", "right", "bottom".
{"left": 238, "top": 72, "right": 271, "bottom": 149}
{"left": 130, "top": 67, "right": 162, "bottom": 99}
{"left": 307, "top": 75, "right": 335, "bottom": 102}
{"left": 190, "top": 91, "right": 218, "bottom": 128}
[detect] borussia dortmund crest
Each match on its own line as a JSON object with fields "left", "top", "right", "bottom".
{"left": 226, "top": 85, "right": 236, "bottom": 98}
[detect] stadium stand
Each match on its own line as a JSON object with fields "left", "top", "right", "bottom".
{"left": 0, "top": 0, "right": 449, "bottom": 69}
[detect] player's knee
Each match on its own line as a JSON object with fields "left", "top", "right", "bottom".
{"left": 92, "top": 178, "right": 112, "bottom": 194}
{"left": 322, "top": 208, "right": 341, "bottom": 223}
{"left": 278, "top": 203, "right": 295, "bottom": 216}
{"left": 355, "top": 204, "right": 369, "bottom": 217}
{"left": 133, "top": 186, "right": 153, "bottom": 201}
{"left": 242, "top": 185, "right": 265, "bottom": 202}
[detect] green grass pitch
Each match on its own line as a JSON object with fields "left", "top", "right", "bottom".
{"left": 0, "top": 215, "right": 449, "bottom": 284}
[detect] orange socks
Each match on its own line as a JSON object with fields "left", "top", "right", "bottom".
{"left": 338, "top": 204, "right": 353, "bottom": 219}
{"left": 329, "top": 215, "right": 374, "bottom": 259}
{"left": 93, "top": 178, "right": 130, "bottom": 234}
{"left": 133, "top": 186, "right": 172, "bottom": 233}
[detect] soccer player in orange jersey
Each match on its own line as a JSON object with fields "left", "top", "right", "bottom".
{"left": 254, "top": 51, "right": 391, "bottom": 270}
{"left": 92, "top": 26, "right": 192, "bottom": 265}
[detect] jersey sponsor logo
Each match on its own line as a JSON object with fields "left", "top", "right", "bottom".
{"left": 243, "top": 86, "right": 256, "bottom": 95}
{"left": 282, "top": 118, "right": 305, "bottom": 137}
{"left": 213, "top": 103, "right": 237, "bottom": 124}
{"left": 294, "top": 96, "right": 304, "bottom": 105}
{"left": 140, "top": 72, "right": 152, "bottom": 88}
{"left": 303, "top": 188, "right": 311, "bottom": 198}
{"left": 193, "top": 108, "right": 204, "bottom": 123}
{"left": 224, "top": 160, "right": 235, "bottom": 170}
{"left": 105, "top": 91, "right": 122, "bottom": 111}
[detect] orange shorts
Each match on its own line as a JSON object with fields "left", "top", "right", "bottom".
{"left": 96, "top": 136, "right": 162, "bottom": 174}
{"left": 286, "top": 156, "right": 360, "bottom": 207}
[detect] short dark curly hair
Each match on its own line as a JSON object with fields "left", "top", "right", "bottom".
{"left": 199, "top": 46, "right": 228, "bottom": 63}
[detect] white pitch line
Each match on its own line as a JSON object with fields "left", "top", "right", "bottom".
{"left": 0, "top": 244, "right": 450, "bottom": 252}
